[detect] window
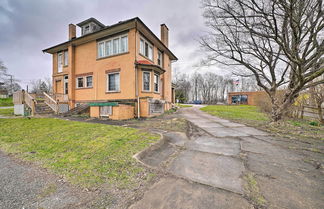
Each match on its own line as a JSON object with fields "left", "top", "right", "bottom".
{"left": 100, "top": 106, "right": 112, "bottom": 117}
{"left": 120, "top": 36, "right": 128, "bottom": 53}
{"left": 86, "top": 76, "right": 93, "bottom": 87}
{"left": 154, "top": 74, "right": 159, "bottom": 92}
{"left": 98, "top": 34, "right": 128, "bottom": 58}
{"left": 57, "top": 52, "right": 63, "bottom": 73}
{"left": 64, "top": 75, "right": 68, "bottom": 94}
{"left": 77, "top": 77, "right": 84, "bottom": 88}
{"left": 139, "top": 37, "right": 153, "bottom": 60}
{"left": 143, "top": 71, "right": 151, "bottom": 91}
{"left": 98, "top": 42, "right": 105, "bottom": 58}
{"left": 83, "top": 25, "right": 90, "bottom": 35}
{"left": 107, "top": 73, "right": 120, "bottom": 92}
{"left": 64, "top": 50, "right": 68, "bottom": 66}
{"left": 158, "top": 51, "right": 163, "bottom": 67}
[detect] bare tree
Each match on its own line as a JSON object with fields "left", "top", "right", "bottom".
{"left": 309, "top": 83, "right": 324, "bottom": 123}
{"left": 0, "top": 60, "right": 21, "bottom": 94}
{"left": 201, "top": 0, "right": 324, "bottom": 121}
{"left": 30, "top": 78, "right": 52, "bottom": 94}
{"left": 174, "top": 73, "right": 192, "bottom": 103}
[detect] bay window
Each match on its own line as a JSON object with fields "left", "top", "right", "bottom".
{"left": 143, "top": 71, "right": 151, "bottom": 91}
{"left": 154, "top": 74, "right": 159, "bottom": 92}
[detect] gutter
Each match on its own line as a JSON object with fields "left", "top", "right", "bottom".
{"left": 135, "top": 19, "right": 140, "bottom": 119}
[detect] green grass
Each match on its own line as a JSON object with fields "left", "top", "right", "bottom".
{"left": 201, "top": 105, "right": 269, "bottom": 121}
{"left": 177, "top": 104, "right": 193, "bottom": 108}
{"left": 0, "top": 108, "right": 14, "bottom": 116}
{"left": 0, "top": 118, "right": 159, "bottom": 188}
{"left": 0, "top": 97, "right": 13, "bottom": 106}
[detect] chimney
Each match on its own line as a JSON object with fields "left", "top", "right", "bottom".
{"left": 69, "top": 24, "right": 76, "bottom": 40}
{"left": 160, "top": 24, "right": 169, "bottom": 47}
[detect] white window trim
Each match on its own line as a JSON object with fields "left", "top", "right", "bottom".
{"left": 97, "top": 34, "right": 128, "bottom": 59}
{"left": 86, "top": 76, "right": 93, "bottom": 88}
{"left": 139, "top": 37, "right": 154, "bottom": 61}
{"left": 76, "top": 77, "right": 84, "bottom": 88}
{"left": 154, "top": 73, "right": 159, "bottom": 93}
{"left": 57, "top": 52, "right": 63, "bottom": 73}
{"left": 63, "top": 50, "right": 68, "bottom": 66}
{"left": 75, "top": 75, "right": 93, "bottom": 89}
{"left": 107, "top": 72, "right": 120, "bottom": 92}
{"left": 157, "top": 51, "right": 163, "bottom": 67}
{"left": 142, "top": 71, "right": 151, "bottom": 92}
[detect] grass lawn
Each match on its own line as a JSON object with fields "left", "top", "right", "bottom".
{"left": 0, "top": 118, "right": 159, "bottom": 188}
{"left": 201, "top": 105, "right": 324, "bottom": 142}
{"left": 0, "top": 108, "right": 14, "bottom": 116}
{"left": 177, "top": 104, "right": 193, "bottom": 108}
{"left": 201, "top": 105, "right": 269, "bottom": 122}
{"left": 0, "top": 97, "right": 13, "bottom": 106}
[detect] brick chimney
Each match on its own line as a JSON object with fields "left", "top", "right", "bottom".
{"left": 69, "top": 24, "right": 76, "bottom": 40}
{"left": 160, "top": 24, "right": 169, "bottom": 47}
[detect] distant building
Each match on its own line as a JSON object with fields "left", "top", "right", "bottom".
{"left": 228, "top": 91, "right": 267, "bottom": 105}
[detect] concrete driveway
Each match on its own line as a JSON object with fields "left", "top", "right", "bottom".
{"left": 130, "top": 106, "right": 324, "bottom": 209}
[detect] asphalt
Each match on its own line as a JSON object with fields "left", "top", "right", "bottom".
{"left": 0, "top": 151, "right": 93, "bottom": 209}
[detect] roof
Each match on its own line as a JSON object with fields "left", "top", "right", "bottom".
{"left": 76, "top": 17, "right": 105, "bottom": 28}
{"left": 43, "top": 17, "right": 178, "bottom": 61}
{"left": 135, "top": 60, "right": 165, "bottom": 74}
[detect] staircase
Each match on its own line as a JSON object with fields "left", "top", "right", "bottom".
{"left": 35, "top": 100, "right": 55, "bottom": 115}
{"left": 62, "top": 104, "right": 89, "bottom": 117}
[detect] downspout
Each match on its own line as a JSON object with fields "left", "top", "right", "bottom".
{"left": 135, "top": 19, "right": 140, "bottom": 118}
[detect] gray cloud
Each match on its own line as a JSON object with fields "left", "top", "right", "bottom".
{"left": 0, "top": 0, "right": 215, "bottom": 88}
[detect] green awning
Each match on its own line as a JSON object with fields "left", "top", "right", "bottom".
{"left": 88, "top": 102, "right": 118, "bottom": 107}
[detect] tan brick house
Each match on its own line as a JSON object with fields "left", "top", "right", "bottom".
{"left": 43, "top": 17, "right": 177, "bottom": 119}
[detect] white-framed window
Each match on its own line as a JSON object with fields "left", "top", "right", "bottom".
{"left": 154, "top": 73, "right": 159, "bottom": 92}
{"left": 143, "top": 71, "right": 151, "bottom": 91}
{"left": 57, "top": 52, "right": 63, "bottom": 73}
{"left": 107, "top": 72, "right": 120, "bottom": 92}
{"left": 64, "top": 50, "right": 68, "bottom": 66}
{"left": 139, "top": 37, "right": 153, "bottom": 60}
{"left": 157, "top": 51, "right": 163, "bottom": 67}
{"left": 76, "top": 77, "right": 84, "bottom": 88}
{"left": 86, "top": 76, "right": 93, "bottom": 88}
{"left": 98, "top": 34, "right": 128, "bottom": 58}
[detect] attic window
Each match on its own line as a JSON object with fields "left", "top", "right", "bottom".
{"left": 83, "top": 25, "right": 90, "bottom": 35}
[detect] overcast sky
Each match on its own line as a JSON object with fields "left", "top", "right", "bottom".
{"left": 0, "top": 0, "right": 222, "bottom": 88}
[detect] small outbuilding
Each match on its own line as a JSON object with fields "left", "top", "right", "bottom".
{"left": 228, "top": 91, "right": 267, "bottom": 105}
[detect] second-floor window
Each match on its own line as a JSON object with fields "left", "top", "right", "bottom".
{"left": 64, "top": 50, "right": 68, "bottom": 66}
{"left": 57, "top": 52, "right": 63, "bottom": 73}
{"left": 140, "top": 38, "right": 153, "bottom": 60}
{"left": 157, "top": 51, "right": 163, "bottom": 67}
{"left": 98, "top": 35, "right": 128, "bottom": 59}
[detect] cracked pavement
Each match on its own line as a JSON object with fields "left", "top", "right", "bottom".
{"left": 131, "top": 106, "right": 324, "bottom": 209}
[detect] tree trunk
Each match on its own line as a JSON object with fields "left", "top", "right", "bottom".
{"left": 317, "top": 104, "right": 324, "bottom": 124}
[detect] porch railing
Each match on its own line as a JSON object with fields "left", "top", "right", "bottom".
{"left": 44, "top": 92, "right": 58, "bottom": 113}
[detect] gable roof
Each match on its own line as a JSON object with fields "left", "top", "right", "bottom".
{"left": 43, "top": 17, "right": 178, "bottom": 61}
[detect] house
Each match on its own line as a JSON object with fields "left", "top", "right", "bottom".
{"left": 43, "top": 17, "right": 177, "bottom": 119}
